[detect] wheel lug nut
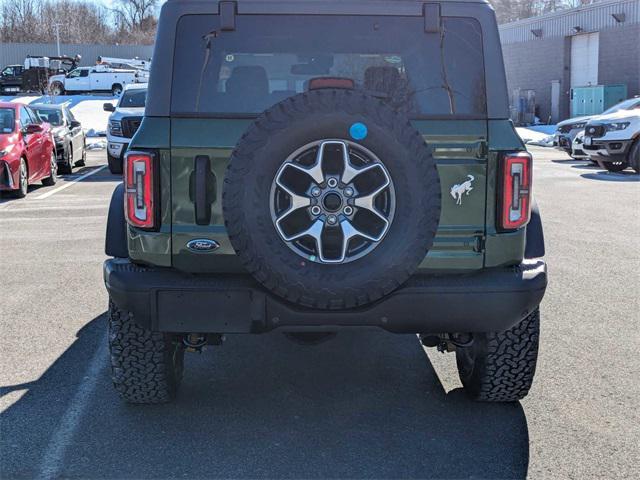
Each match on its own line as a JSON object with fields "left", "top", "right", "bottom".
{"left": 311, "top": 187, "right": 322, "bottom": 197}
{"left": 327, "top": 178, "right": 338, "bottom": 188}
{"left": 343, "top": 206, "right": 354, "bottom": 216}
{"left": 327, "top": 215, "right": 337, "bottom": 225}
{"left": 311, "top": 206, "right": 322, "bottom": 216}
{"left": 344, "top": 187, "right": 354, "bottom": 197}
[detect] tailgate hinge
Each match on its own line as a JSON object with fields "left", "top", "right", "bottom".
{"left": 220, "top": 1, "right": 237, "bottom": 31}
{"left": 474, "top": 235, "right": 486, "bottom": 253}
{"left": 423, "top": 3, "right": 442, "bottom": 33}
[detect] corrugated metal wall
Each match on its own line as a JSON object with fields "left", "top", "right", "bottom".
{"left": 499, "top": 0, "right": 640, "bottom": 44}
{"left": 0, "top": 43, "right": 154, "bottom": 67}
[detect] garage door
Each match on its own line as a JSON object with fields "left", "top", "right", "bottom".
{"left": 571, "top": 32, "right": 599, "bottom": 87}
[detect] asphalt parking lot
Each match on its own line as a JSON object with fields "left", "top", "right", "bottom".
{"left": 1, "top": 147, "right": 638, "bottom": 479}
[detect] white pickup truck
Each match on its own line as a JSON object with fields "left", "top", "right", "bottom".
{"left": 48, "top": 65, "right": 146, "bottom": 96}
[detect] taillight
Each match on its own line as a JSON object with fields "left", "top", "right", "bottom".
{"left": 500, "top": 152, "right": 532, "bottom": 230}
{"left": 124, "top": 151, "right": 155, "bottom": 229}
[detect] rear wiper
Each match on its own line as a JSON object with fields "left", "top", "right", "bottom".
{"left": 195, "top": 30, "right": 219, "bottom": 112}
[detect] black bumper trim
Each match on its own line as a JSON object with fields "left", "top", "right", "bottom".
{"left": 104, "top": 259, "right": 547, "bottom": 334}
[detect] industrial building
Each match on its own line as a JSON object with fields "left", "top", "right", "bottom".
{"left": 499, "top": 0, "right": 640, "bottom": 124}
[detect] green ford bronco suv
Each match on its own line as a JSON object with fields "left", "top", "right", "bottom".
{"left": 104, "top": 0, "right": 547, "bottom": 404}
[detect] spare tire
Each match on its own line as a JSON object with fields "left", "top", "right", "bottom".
{"left": 223, "top": 89, "right": 440, "bottom": 310}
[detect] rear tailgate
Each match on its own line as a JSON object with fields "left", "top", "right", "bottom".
{"left": 169, "top": 118, "right": 487, "bottom": 273}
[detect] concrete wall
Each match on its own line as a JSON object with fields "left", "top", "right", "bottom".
{"left": 597, "top": 24, "right": 640, "bottom": 97}
{"left": 0, "top": 43, "right": 154, "bottom": 67}
{"left": 502, "top": 24, "right": 640, "bottom": 123}
{"left": 502, "top": 36, "right": 566, "bottom": 123}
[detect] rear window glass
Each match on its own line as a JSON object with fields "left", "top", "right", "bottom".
{"left": 0, "top": 108, "right": 15, "bottom": 133}
{"left": 171, "top": 15, "right": 486, "bottom": 118}
{"left": 119, "top": 89, "right": 147, "bottom": 108}
{"left": 33, "top": 108, "right": 63, "bottom": 126}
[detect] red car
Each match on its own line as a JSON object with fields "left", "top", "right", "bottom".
{"left": 0, "top": 102, "right": 57, "bottom": 197}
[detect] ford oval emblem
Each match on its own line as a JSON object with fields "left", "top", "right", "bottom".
{"left": 187, "top": 239, "right": 220, "bottom": 253}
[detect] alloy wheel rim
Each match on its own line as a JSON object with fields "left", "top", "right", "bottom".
{"left": 270, "top": 139, "right": 395, "bottom": 264}
{"left": 20, "top": 162, "right": 27, "bottom": 193}
{"left": 51, "top": 153, "right": 57, "bottom": 178}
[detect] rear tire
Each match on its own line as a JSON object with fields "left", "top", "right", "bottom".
{"left": 59, "top": 147, "right": 73, "bottom": 174}
{"left": 111, "top": 83, "right": 123, "bottom": 96}
{"left": 41, "top": 151, "right": 58, "bottom": 186}
{"left": 627, "top": 139, "right": 640, "bottom": 174}
{"left": 50, "top": 82, "right": 65, "bottom": 96}
{"left": 108, "top": 299, "right": 185, "bottom": 404}
{"left": 456, "top": 309, "right": 540, "bottom": 402}
{"left": 76, "top": 141, "right": 87, "bottom": 167}
{"left": 107, "top": 153, "right": 123, "bottom": 174}
{"left": 14, "top": 158, "right": 28, "bottom": 198}
{"left": 597, "top": 159, "right": 628, "bottom": 173}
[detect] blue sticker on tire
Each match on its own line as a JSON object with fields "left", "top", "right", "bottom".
{"left": 349, "top": 122, "right": 368, "bottom": 141}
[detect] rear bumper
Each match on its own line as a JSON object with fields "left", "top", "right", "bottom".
{"left": 104, "top": 258, "right": 547, "bottom": 334}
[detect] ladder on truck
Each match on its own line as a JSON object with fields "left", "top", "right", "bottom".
{"left": 97, "top": 56, "right": 151, "bottom": 71}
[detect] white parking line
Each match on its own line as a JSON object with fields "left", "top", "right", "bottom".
{"left": 36, "top": 333, "right": 107, "bottom": 480}
{"left": 32, "top": 165, "right": 108, "bottom": 200}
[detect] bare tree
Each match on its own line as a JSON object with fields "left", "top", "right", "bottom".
{"left": 113, "top": 0, "right": 158, "bottom": 28}
{"left": 490, "top": 0, "right": 600, "bottom": 24}
{"left": 0, "top": 0, "right": 157, "bottom": 45}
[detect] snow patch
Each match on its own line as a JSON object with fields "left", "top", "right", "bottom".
{"left": 516, "top": 127, "right": 555, "bottom": 147}
{"left": 86, "top": 139, "right": 107, "bottom": 151}
{"left": 0, "top": 94, "right": 117, "bottom": 137}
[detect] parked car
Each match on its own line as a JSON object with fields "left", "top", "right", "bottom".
{"left": 104, "top": 0, "right": 547, "bottom": 404}
{"left": 583, "top": 99, "right": 640, "bottom": 173}
{"left": 554, "top": 97, "right": 640, "bottom": 159}
{"left": 31, "top": 103, "right": 86, "bottom": 174}
{"left": 0, "top": 65, "right": 24, "bottom": 95}
{"left": 103, "top": 83, "right": 147, "bottom": 174}
{"left": 48, "top": 65, "right": 145, "bottom": 96}
{"left": 0, "top": 56, "right": 80, "bottom": 95}
{"left": 0, "top": 102, "right": 57, "bottom": 197}
{"left": 554, "top": 117, "right": 589, "bottom": 157}
{"left": 571, "top": 130, "right": 590, "bottom": 161}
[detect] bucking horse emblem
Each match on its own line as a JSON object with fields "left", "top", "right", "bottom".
{"left": 450, "top": 175, "right": 475, "bottom": 206}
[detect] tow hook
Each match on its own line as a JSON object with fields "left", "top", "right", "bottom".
{"left": 420, "top": 333, "right": 473, "bottom": 353}
{"left": 182, "top": 333, "right": 225, "bottom": 353}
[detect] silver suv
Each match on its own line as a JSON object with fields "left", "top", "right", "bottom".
{"left": 103, "top": 83, "right": 147, "bottom": 174}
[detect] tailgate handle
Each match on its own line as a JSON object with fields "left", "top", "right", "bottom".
{"left": 190, "top": 155, "right": 215, "bottom": 225}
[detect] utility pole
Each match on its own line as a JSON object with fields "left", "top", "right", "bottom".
{"left": 53, "top": 23, "right": 62, "bottom": 57}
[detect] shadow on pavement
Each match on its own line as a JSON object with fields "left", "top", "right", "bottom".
{"left": 1, "top": 318, "right": 529, "bottom": 479}
{"left": 581, "top": 171, "right": 640, "bottom": 182}
{"left": 550, "top": 159, "right": 600, "bottom": 170}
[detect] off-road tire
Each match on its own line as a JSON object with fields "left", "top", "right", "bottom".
{"left": 108, "top": 299, "right": 184, "bottom": 404}
{"left": 597, "top": 159, "right": 628, "bottom": 173}
{"left": 108, "top": 153, "right": 123, "bottom": 174}
{"left": 456, "top": 309, "right": 540, "bottom": 402}
{"left": 627, "top": 138, "right": 640, "bottom": 174}
{"left": 224, "top": 88, "right": 441, "bottom": 310}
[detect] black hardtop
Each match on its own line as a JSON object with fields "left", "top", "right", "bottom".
{"left": 146, "top": 0, "right": 508, "bottom": 118}
{"left": 166, "top": 0, "right": 490, "bottom": 6}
